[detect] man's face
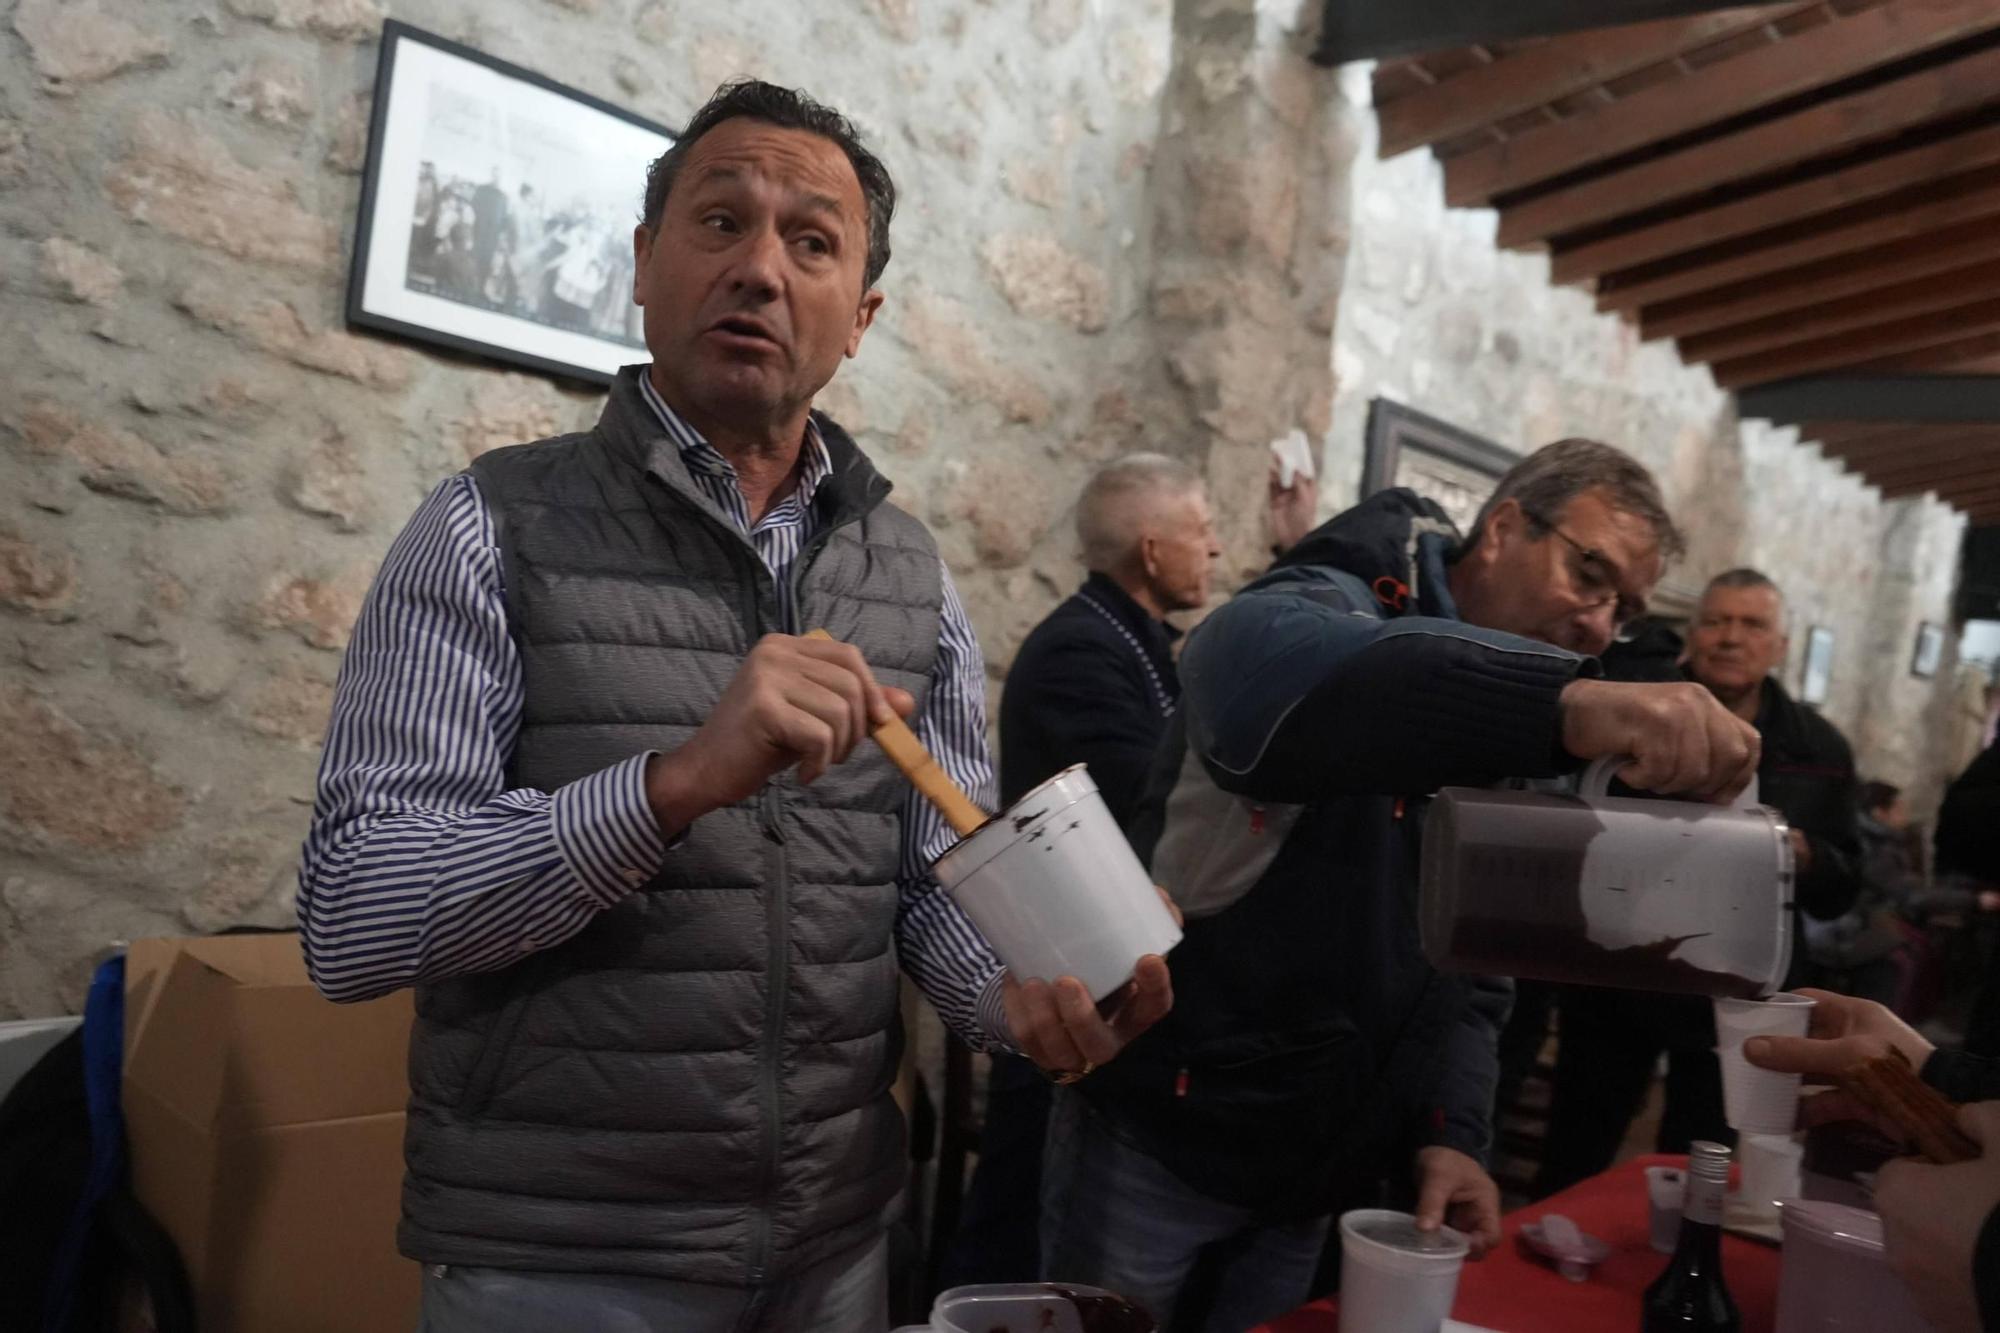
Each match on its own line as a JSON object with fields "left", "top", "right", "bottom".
{"left": 1143, "top": 490, "right": 1223, "bottom": 612}
{"left": 1687, "top": 584, "right": 1787, "bottom": 700}
{"left": 633, "top": 119, "right": 882, "bottom": 428}
{"left": 1457, "top": 488, "right": 1664, "bottom": 657}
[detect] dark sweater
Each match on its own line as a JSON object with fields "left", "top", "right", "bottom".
{"left": 998, "top": 572, "right": 1180, "bottom": 828}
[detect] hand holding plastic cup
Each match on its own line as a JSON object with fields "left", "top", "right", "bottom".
{"left": 1338, "top": 1209, "right": 1468, "bottom": 1333}
{"left": 1714, "top": 992, "right": 1817, "bottom": 1135}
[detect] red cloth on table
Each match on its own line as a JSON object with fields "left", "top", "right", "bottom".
{"left": 1257, "top": 1154, "right": 1780, "bottom": 1333}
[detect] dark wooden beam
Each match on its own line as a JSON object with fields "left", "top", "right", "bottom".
{"left": 1601, "top": 178, "right": 2000, "bottom": 314}
{"left": 1861, "top": 330, "right": 2000, "bottom": 373}
{"left": 1375, "top": 7, "right": 1808, "bottom": 158}
{"left": 1746, "top": 376, "right": 2000, "bottom": 426}
{"left": 1713, "top": 297, "right": 2000, "bottom": 387}
{"left": 1797, "top": 418, "right": 1976, "bottom": 448}
{"left": 1876, "top": 459, "right": 2000, "bottom": 499}
{"left": 1678, "top": 257, "right": 2000, "bottom": 364}
{"left": 1815, "top": 425, "right": 2000, "bottom": 464}
{"left": 1490, "top": 38, "right": 2000, "bottom": 245}
{"left": 1316, "top": 0, "right": 1756, "bottom": 64}
{"left": 1549, "top": 118, "right": 2000, "bottom": 285}
{"left": 1837, "top": 437, "right": 2000, "bottom": 484}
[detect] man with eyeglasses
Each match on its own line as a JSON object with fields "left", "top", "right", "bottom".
{"left": 1037, "top": 439, "right": 1760, "bottom": 1331}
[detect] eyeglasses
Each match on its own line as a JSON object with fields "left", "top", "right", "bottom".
{"left": 1527, "top": 514, "right": 1647, "bottom": 627}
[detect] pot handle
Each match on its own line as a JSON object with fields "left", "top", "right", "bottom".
{"left": 1580, "top": 755, "right": 1760, "bottom": 809}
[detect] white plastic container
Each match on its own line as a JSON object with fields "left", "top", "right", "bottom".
{"left": 932, "top": 766, "right": 1181, "bottom": 1002}
{"left": 892, "top": 1282, "right": 1157, "bottom": 1333}
{"left": 1420, "top": 762, "right": 1793, "bottom": 997}
{"left": 1775, "top": 1201, "right": 1934, "bottom": 1333}
{"left": 1338, "top": 1209, "right": 1469, "bottom": 1333}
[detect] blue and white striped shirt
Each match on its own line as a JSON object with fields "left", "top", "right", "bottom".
{"left": 297, "top": 378, "right": 1012, "bottom": 1050}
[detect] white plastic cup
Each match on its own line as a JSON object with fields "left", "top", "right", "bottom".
{"left": 1737, "top": 1133, "right": 1804, "bottom": 1218}
{"left": 1338, "top": 1209, "right": 1468, "bottom": 1333}
{"left": 1714, "top": 992, "right": 1816, "bottom": 1136}
{"left": 1645, "top": 1165, "right": 1686, "bottom": 1254}
{"left": 932, "top": 766, "right": 1182, "bottom": 1002}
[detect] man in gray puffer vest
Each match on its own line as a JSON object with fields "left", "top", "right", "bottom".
{"left": 299, "top": 81, "right": 1172, "bottom": 1332}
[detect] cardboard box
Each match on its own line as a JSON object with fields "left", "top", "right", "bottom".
{"left": 122, "top": 934, "right": 419, "bottom": 1333}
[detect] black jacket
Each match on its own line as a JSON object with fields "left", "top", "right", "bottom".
{"left": 1091, "top": 490, "right": 1591, "bottom": 1217}
{"left": 999, "top": 572, "right": 1180, "bottom": 827}
{"left": 1938, "top": 740, "right": 2000, "bottom": 881}
{"left": 1736, "top": 675, "right": 1863, "bottom": 986}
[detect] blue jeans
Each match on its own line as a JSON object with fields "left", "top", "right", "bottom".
{"left": 1039, "top": 1089, "right": 1332, "bottom": 1333}
{"left": 416, "top": 1233, "right": 886, "bottom": 1333}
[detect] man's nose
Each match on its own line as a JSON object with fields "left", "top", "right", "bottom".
{"left": 726, "top": 226, "right": 785, "bottom": 298}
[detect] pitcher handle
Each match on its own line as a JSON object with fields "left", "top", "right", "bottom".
{"left": 1580, "top": 755, "right": 1760, "bottom": 809}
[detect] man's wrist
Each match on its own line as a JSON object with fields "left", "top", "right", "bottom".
{"left": 645, "top": 746, "right": 712, "bottom": 837}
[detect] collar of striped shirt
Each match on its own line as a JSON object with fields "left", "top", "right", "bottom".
{"left": 636, "top": 368, "right": 833, "bottom": 516}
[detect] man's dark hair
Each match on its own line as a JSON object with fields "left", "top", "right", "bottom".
{"left": 1462, "top": 438, "right": 1686, "bottom": 563}
{"left": 1859, "top": 779, "right": 1901, "bottom": 814}
{"left": 641, "top": 80, "right": 897, "bottom": 289}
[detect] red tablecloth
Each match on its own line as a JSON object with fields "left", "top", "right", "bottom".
{"left": 1258, "top": 1155, "right": 1780, "bottom": 1333}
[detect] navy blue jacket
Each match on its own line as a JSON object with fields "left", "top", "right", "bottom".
{"left": 999, "top": 572, "right": 1180, "bottom": 826}
{"left": 1088, "top": 489, "right": 1593, "bottom": 1216}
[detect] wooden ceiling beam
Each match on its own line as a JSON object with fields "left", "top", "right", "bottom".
{"left": 1493, "top": 38, "right": 2000, "bottom": 246}
{"left": 1815, "top": 423, "right": 2000, "bottom": 458}
{"left": 1840, "top": 437, "right": 2000, "bottom": 482}
{"left": 1860, "top": 329, "right": 2000, "bottom": 372}
{"left": 1548, "top": 118, "right": 2000, "bottom": 285}
{"left": 1444, "top": 0, "right": 2000, "bottom": 207}
{"left": 1875, "top": 461, "right": 2000, "bottom": 499}
{"left": 1678, "top": 257, "right": 2000, "bottom": 363}
{"left": 1711, "top": 296, "right": 2000, "bottom": 387}
{"left": 1602, "top": 180, "right": 2000, "bottom": 316}
{"left": 1375, "top": 6, "right": 1811, "bottom": 158}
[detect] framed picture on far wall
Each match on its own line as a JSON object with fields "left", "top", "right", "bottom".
{"left": 1800, "top": 624, "right": 1836, "bottom": 706}
{"left": 347, "top": 21, "right": 676, "bottom": 386}
{"left": 1912, "top": 620, "right": 1946, "bottom": 678}
{"left": 1361, "top": 398, "right": 1519, "bottom": 536}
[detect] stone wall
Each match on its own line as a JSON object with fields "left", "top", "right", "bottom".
{"left": 1320, "top": 66, "right": 1970, "bottom": 821}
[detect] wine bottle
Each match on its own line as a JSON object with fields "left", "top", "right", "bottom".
{"left": 1641, "top": 1140, "right": 1741, "bottom": 1332}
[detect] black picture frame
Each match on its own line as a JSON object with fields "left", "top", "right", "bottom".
{"left": 1912, "top": 620, "right": 1946, "bottom": 679}
{"left": 346, "top": 21, "right": 677, "bottom": 387}
{"left": 1361, "top": 398, "right": 1519, "bottom": 534}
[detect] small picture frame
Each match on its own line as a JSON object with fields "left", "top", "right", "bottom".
{"left": 1800, "top": 625, "right": 1836, "bottom": 706}
{"left": 347, "top": 21, "right": 677, "bottom": 386}
{"left": 1361, "top": 399, "right": 1519, "bottom": 535}
{"left": 1911, "top": 620, "right": 1946, "bottom": 679}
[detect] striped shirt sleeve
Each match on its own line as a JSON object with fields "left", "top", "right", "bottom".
{"left": 296, "top": 474, "right": 667, "bottom": 1003}
{"left": 894, "top": 563, "right": 1016, "bottom": 1053}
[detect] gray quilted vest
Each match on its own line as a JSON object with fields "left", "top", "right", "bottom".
{"left": 398, "top": 366, "right": 944, "bottom": 1286}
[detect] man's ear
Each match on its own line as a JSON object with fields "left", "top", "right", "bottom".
{"left": 846, "top": 288, "right": 885, "bottom": 359}
{"left": 632, "top": 223, "right": 655, "bottom": 307}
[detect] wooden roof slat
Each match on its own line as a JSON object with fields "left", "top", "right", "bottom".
{"left": 1813, "top": 423, "right": 2000, "bottom": 459}
{"left": 1873, "top": 456, "right": 2000, "bottom": 498}
{"left": 1711, "top": 295, "right": 2000, "bottom": 387}
{"left": 1637, "top": 217, "right": 2000, "bottom": 340}
{"left": 1859, "top": 328, "right": 2000, "bottom": 372}
{"left": 1549, "top": 119, "right": 2000, "bottom": 285}
{"left": 1826, "top": 433, "right": 2000, "bottom": 475}
{"left": 1678, "top": 257, "right": 2000, "bottom": 363}
{"left": 1601, "top": 177, "right": 2000, "bottom": 316}
{"left": 1375, "top": 5, "right": 1810, "bottom": 158}
{"left": 1493, "top": 39, "right": 2000, "bottom": 247}
{"left": 1794, "top": 418, "right": 1975, "bottom": 448}
{"left": 1443, "top": 0, "right": 2000, "bottom": 208}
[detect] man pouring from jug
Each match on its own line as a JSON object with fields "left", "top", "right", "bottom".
{"left": 1040, "top": 440, "right": 1759, "bottom": 1333}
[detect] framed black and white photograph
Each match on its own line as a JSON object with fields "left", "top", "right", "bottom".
{"left": 1801, "top": 625, "right": 1836, "bottom": 706}
{"left": 347, "top": 21, "right": 675, "bottom": 385}
{"left": 1362, "top": 398, "right": 1519, "bottom": 535}
{"left": 1912, "top": 620, "right": 1946, "bottom": 679}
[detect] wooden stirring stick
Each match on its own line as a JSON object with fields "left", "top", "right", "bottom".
{"left": 804, "top": 629, "right": 988, "bottom": 837}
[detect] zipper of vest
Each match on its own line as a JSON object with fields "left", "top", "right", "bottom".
{"left": 749, "top": 781, "right": 788, "bottom": 1284}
